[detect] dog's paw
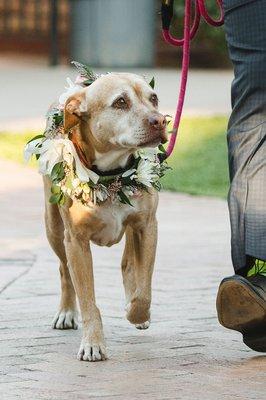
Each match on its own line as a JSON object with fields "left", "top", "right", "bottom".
{"left": 135, "top": 320, "right": 150, "bottom": 330}
{"left": 52, "top": 309, "right": 78, "bottom": 330}
{"left": 125, "top": 299, "right": 150, "bottom": 325}
{"left": 77, "top": 339, "right": 107, "bottom": 362}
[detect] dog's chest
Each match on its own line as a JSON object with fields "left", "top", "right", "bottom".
{"left": 89, "top": 201, "right": 136, "bottom": 246}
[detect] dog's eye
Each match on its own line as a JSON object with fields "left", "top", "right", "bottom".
{"left": 112, "top": 97, "right": 128, "bottom": 109}
{"left": 150, "top": 94, "right": 158, "bottom": 106}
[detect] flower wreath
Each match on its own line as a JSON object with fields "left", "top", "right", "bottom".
{"left": 24, "top": 62, "right": 170, "bottom": 207}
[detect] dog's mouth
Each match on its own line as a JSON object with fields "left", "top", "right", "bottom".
{"left": 139, "top": 138, "right": 161, "bottom": 148}
{"left": 139, "top": 130, "right": 168, "bottom": 148}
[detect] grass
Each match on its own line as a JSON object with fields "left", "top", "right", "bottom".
{"left": 0, "top": 116, "right": 229, "bottom": 198}
{"left": 0, "top": 131, "right": 35, "bottom": 164}
{"left": 161, "top": 116, "right": 229, "bottom": 198}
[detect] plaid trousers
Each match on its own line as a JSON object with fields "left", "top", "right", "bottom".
{"left": 223, "top": 0, "right": 266, "bottom": 272}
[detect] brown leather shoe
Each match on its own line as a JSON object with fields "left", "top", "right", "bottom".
{"left": 216, "top": 274, "right": 266, "bottom": 352}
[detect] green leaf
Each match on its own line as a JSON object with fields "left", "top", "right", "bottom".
{"left": 49, "top": 193, "right": 62, "bottom": 204}
{"left": 49, "top": 189, "right": 66, "bottom": 206}
{"left": 118, "top": 191, "right": 133, "bottom": 207}
{"left": 51, "top": 184, "right": 61, "bottom": 195}
{"left": 26, "top": 134, "right": 45, "bottom": 145}
{"left": 50, "top": 162, "right": 65, "bottom": 183}
{"left": 121, "top": 176, "right": 134, "bottom": 185}
{"left": 149, "top": 77, "right": 155, "bottom": 89}
{"left": 82, "top": 79, "right": 95, "bottom": 87}
{"left": 152, "top": 180, "right": 162, "bottom": 192}
{"left": 53, "top": 112, "right": 63, "bottom": 126}
{"left": 59, "top": 193, "right": 66, "bottom": 205}
{"left": 50, "top": 163, "right": 61, "bottom": 179}
{"left": 158, "top": 144, "right": 166, "bottom": 153}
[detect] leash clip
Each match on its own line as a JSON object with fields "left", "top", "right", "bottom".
{"left": 161, "top": 0, "right": 174, "bottom": 30}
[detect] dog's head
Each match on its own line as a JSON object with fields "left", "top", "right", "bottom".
{"left": 64, "top": 73, "right": 167, "bottom": 152}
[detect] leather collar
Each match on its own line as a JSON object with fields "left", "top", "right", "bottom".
{"left": 91, "top": 156, "right": 135, "bottom": 177}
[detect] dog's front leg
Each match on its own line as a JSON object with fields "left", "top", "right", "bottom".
{"left": 64, "top": 229, "right": 106, "bottom": 361}
{"left": 124, "top": 219, "right": 157, "bottom": 329}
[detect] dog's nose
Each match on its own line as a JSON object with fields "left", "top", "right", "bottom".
{"left": 148, "top": 114, "right": 167, "bottom": 130}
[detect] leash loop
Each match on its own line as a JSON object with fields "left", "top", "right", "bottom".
{"left": 162, "top": 0, "right": 200, "bottom": 46}
{"left": 160, "top": 0, "right": 224, "bottom": 160}
{"left": 198, "top": 0, "right": 224, "bottom": 27}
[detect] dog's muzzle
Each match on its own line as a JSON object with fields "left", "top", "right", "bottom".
{"left": 148, "top": 113, "right": 167, "bottom": 144}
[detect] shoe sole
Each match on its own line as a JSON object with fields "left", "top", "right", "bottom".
{"left": 216, "top": 278, "right": 266, "bottom": 352}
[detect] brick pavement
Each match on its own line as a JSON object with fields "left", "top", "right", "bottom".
{"left": 0, "top": 159, "right": 265, "bottom": 400}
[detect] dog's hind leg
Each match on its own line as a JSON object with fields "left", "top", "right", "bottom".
{"left": 44, "top": 195, "right": 78, "bottom": 330}
{"left": 122, "top": 220, "right": 157, "bottom": 330}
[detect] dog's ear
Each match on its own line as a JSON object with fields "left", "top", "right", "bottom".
{"left": 64, "top": 91, "right": 87, "bottom": 132}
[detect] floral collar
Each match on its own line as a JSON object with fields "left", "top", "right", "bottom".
{"left": 24, "top": 61, "right": 170, "bottom": 207}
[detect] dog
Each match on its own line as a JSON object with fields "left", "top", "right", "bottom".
{"left": 43, "top": 73, "right": 167, "bottom": 361}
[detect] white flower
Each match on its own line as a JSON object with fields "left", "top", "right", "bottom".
{"left": 37, "top": 138, "right": 70, "bottom": 175}
{"left": 133, "top": 159, "right": 158, "bottom": 187}
{"left": 82, "top": 192, "right": 91, "bottom": 203}
{"left": 60, "top": 185, "right": 71, "bottom": 196}
{"left": 75, "top": 74, "right": 87, "bottom": 85}
{"left": 58, "top": 78, "right": 83, "bottom": 107}
{"left": 72, "top": 178, "right": 81, "bottom": 189}
{"left": 74, "top": 186, "right": 83, "bottom": 196}
{"left": 122, "top": 186, "right": 134, "bottom": 197}
{"left": 95, "top": 185, "right": 109, "bottom": 202}
{"left": 122, "top": 168, "right": 136, "bottom": 178}
{"left": 82, "top": 184, "right": 91, "bottom": 194}
{"left": 24, "top": 137, "right": 44, "bottom": 162}
{"left": 24, "top": 137, "right": 99, "bottom": 184}
{"left": 135, "top": 147, "right": 159, "bottom": 162}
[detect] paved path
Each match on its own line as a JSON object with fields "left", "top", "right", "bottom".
{"left": 0, "top": 159, "right": 265, "bottom": 400}
{"left": 0, "top": 55, "right": 233, "bottom": 131}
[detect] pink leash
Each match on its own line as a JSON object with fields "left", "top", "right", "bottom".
{"left": 161, "top": 0, "right": 224, "bottom": 159}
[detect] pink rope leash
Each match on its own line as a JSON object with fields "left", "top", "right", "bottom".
{"left": 161, "top": 0, "right": 224, "bottom": 159}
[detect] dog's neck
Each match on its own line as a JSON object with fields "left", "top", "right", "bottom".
{"left": 93, "top": 149, "right": 134, "bottom": 173}
{"left": 71, "top": 125, "right": 134, "bottom": 174}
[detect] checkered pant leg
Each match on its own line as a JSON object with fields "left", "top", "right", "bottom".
{"left": 223, "top": 0, "right": 266, "bottom": 271}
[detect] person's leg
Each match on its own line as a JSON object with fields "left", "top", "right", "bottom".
{"left": 216, "top": 0, "right": 266, "bottom": 351}
{"left": 225, "top": 0, "right": 266, "bottom": 272}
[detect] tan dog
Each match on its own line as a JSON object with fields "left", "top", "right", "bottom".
{"left": 44, "top": 73, "right": 167, "bottom": 361}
